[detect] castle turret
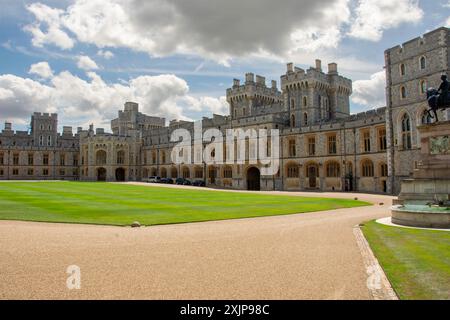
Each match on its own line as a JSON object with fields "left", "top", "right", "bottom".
{"left": 280, "top": 59, "right": 352, "bottom": 128}
{"left": 226, "top": 73, "right": 282, "bottom": 119}
{"left": 30, "top": 112, "right": 58, "bottom": 147}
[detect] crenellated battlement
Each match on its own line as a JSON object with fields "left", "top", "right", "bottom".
{"left": 385, "top": 27, "right": 449, "bottom": 63}
{"left": 281, "top": 60, "right": 352, "bottom": 94}
{"left": 32, "top": 112, "right": 58, "bottom": 119}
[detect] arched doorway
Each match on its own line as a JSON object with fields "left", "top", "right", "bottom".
{"left": 306, "top": 163, "right": 319, "bottom": 188}
{"left": 247, "top": 167, "right": 261, "bottom": 191}
{"left": 115, "top": 168, "right": 125, "bottom": 182}
{"left": 97, "top": 167, "right": 107, "bottom": 181}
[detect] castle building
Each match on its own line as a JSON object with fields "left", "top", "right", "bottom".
{"left": 1, "top": 27, "right": 449, "bottom": 195}
{"left": 385, "top": 27, "right": 450, "bottom": 194}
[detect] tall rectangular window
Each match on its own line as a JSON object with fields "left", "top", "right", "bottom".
{"left": 289, "top": 139, "right": 296, "bottom": 157}
{"left": 0, "top": 153, "right": 3, "bottom": 165}
{"left": 328, "top": 135, "right": 337, "bottom": 155}
{"left": 378, "top": 128, "right": 387, "bottom": 151}
{"left": 60, "top": 154, "right": 65, "bottom": 166}
{"left": 13, "top": 153, "right": 19, "bottom": 165}
{"left": 308, "top": 137, "right": 316, "bottom": 156}
{"left": 363, "top": 131, "right": 371, "bottom": 153}
{"left": 28, "top": 153, "right": 34, "bottom": 165}
{"left": 73, "top": 155, "right": 79, "bottom": 166}
{"left": 43, "top": 154, "right": 49, "bottom": 165}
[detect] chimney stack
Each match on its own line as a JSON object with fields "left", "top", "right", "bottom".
{"left": 287, "top": 62, "right": 294, "bottom": 73}
{"left": 271, "top": 80, "right": 277, "bottom": 90}
{"left": 255, "top": 75, "right": 265, "bottom": 86}
{"left": 328, "top": 63, "right": 338, "bottom": 75}
{"left": 315, "top": 59, "right": 322, "bottom": 72}
{"left": 4, "top": 122, "right": 12, "bottom": 131}
{"left": 233, "top": 79, "right": 240, "bottom": 87}
{"left": 245, "top": 73, "right": 255, "bottom": 84}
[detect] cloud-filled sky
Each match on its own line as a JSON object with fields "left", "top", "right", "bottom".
{"left": 0, "top": 0, "right": 449, "bottom": 131}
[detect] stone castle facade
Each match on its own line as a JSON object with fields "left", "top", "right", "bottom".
{"left": 1, "top": 27, "right": 449, "bottom": 195}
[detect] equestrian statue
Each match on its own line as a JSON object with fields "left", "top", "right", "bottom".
{"left": 426, "top": 74, "right": 450, "bottom": 122}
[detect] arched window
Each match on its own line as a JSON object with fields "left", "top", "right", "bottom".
{"left": 401, "top": 86, "right": 407, "bottom": 99}
{"left": 291, "top": 99, "right": 295, "bottom": 109}
{"left": 421, "top": 110, "right": 432, "bottom": 124}
{"left": 303, "top": 96, "right": 308, "bottom": 107}
{"left": 401, "top": 114, "right": 412, "bottom": 149}
{"left": 303, "top": 113, "right": 308, "bottom": 126}
{"left": 420, "top": 80, "right": 427, "bottom": 94}
{"left": 400, "top": 63, "right": 406, "bottom": 76}
{"left": 291, "top": 114, "right": 295, "bottom": 127}
{"left": 326, "top": 161, "right": 340, "bottom": 177}
{"left": 362, "top": 160, "right": 374, "bottom": 177}
{"left": 96, "top": 150, "right": 107, "bottom": 165}
{"left": 286, "top": 163, "right": 299, "bottom": 178}
{"left": 223, "top": 166, "right": 232, "bottom": 178}
{"left": 117, "top": 150, "right": 125, "bottom": 164}
{"left": 161, "top": 168, "right": 167, "bottom": 178}
{"left": 420, "top": 56, "right": 426, "bottom": 70}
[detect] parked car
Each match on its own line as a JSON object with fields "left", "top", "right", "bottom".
{"left": 192, "top": 180, "right": 206, "bottom": 187}
{"left": 160, "top": 178, "right": 173, "bottom": 184}
{"left": 148, "top": 176, "right": 161, "bottom": 183}
{"left": 175, "top": 178, "right": 192, "bottom": 185}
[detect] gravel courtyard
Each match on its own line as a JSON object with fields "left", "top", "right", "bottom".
{"left": 0, "top": 184, "right": 394, "bottom": 299}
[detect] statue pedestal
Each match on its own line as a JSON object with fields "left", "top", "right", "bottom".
{"left": 393, "top": 121, "right": 450, "bottom": 228}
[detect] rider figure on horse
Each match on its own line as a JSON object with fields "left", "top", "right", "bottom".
{"left": 426, "top": 74, "right": 449, "bottom": 122}
{"left": 438, "top": 74, "right": 449, "bottom": 106}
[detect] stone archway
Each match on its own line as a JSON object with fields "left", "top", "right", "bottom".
{"left": 115, "top": 168, "right": 125, "bottom": 182}
{"left": 97, "top": 167, "right": 107, "bottom": 181}
{"left": 247, "top": 167, "right": 261, "bottom": 191}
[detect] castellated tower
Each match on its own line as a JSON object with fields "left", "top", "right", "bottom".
{"left": 385, "top": 27, "right": 450, "bottom": 194}
{"left": 30, "top": 112, "right": 58, "bottom": 147}
{"left": 226, "top": 73, "right": 282, "bottom": 119}
{"left": 280, "top": 59, "right": 352, "bottom": 127}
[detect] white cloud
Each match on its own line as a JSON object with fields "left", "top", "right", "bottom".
{"left": 77, "top": 55, "right": 99, "bottom": 70}
{"left": 97, "top": 50, "right": 114, "bottom": 59}
{"left": 182, "top": 96, "right": 229, "bottom": 115}
{"left": 29, "top": 61, "right": 54, "bottom": 79}
{"left": 24, "top": 3, "right": 75, "bottom": 49}
{"left": 0, "top": 74, "right": 54, "bottom": 120}
{"left": 0, "top": 88, "right": 15, "bottom": 100}
{"left": 348, "top": 0, "right": 423, "bottom": 41}
{"left": 24, "top": 0, "right": 353, "bottom": 65}
{"left": 0, "top": 62, "right": 229, "bottom": 127}
{"left": 351, "top": 71, "right": 386, "bottom": 108}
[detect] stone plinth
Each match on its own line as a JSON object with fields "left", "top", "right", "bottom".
{"left": 398, "top": 120, "right": 450, "bottom": 203}
{"left": 394, "top": 120, "right": 450, "bottom": 229}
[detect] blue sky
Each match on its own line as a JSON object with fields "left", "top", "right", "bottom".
{"left": 0, "top": 0, "right": 449, "bottom": 131}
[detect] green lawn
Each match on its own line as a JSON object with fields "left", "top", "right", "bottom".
{"left": 0, "top": 181, "right": 369, "bottom": 226}
{"left": 362, "top": 221, "right": 450, "bottom": 300}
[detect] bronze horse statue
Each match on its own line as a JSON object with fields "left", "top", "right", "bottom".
{"left": 426, "top": 88, "right": 449, "bottom": 122}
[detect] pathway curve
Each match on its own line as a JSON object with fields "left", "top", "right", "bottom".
{"left": 0, "top": 184, "right": 394, "bottom": 299}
